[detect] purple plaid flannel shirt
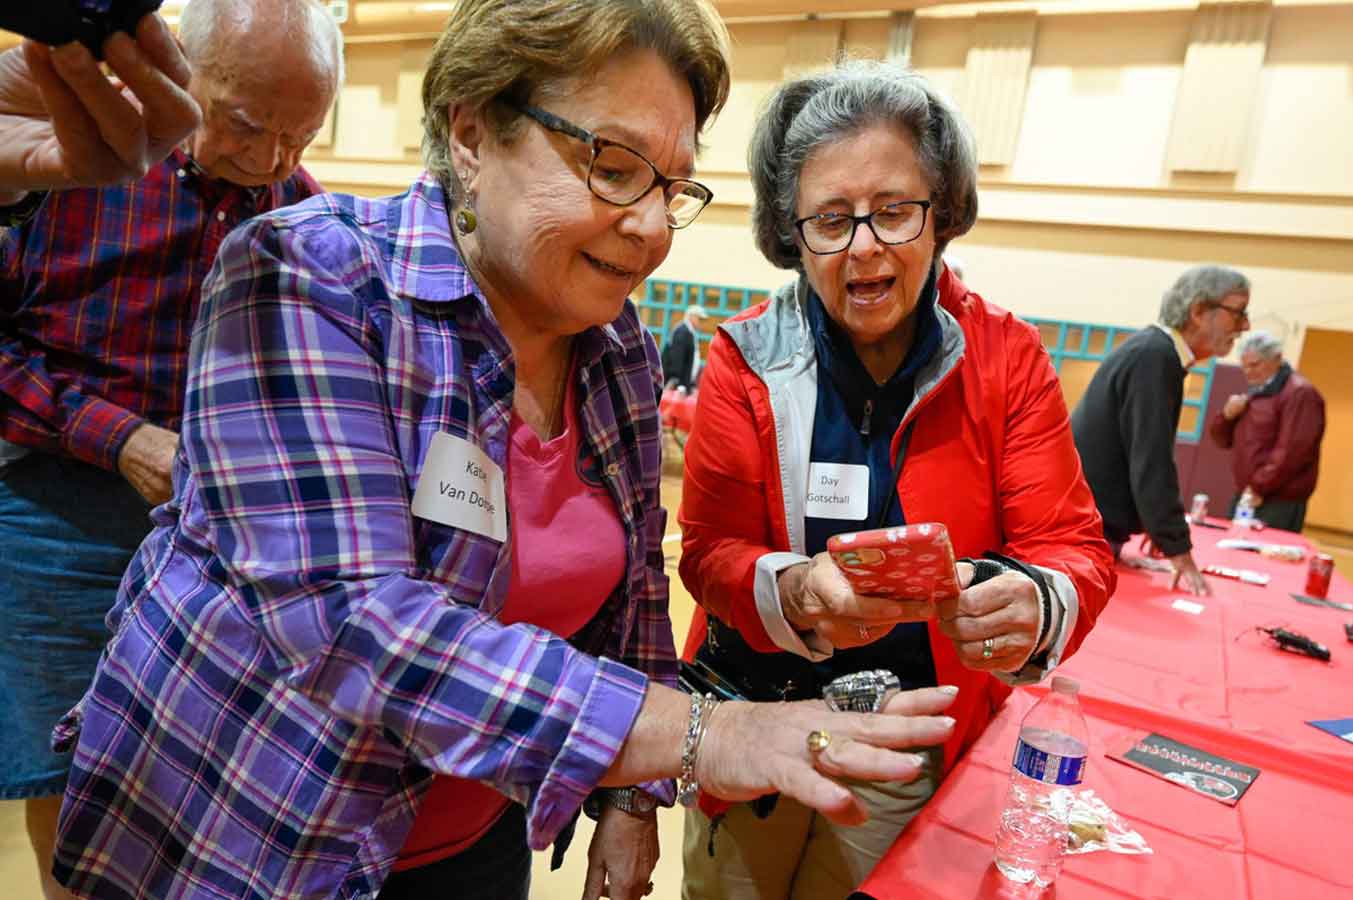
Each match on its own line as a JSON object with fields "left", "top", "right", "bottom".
{"left": 53, "top": 174, "right": 676, "bottom": 899}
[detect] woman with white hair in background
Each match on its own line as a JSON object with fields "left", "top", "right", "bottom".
{"left": 678, "top": 60, "right": 1114, "bottom": 899}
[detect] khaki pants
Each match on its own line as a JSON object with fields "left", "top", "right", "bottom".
{"left": 681, "top": 748, "right": 942, "bottom": 900}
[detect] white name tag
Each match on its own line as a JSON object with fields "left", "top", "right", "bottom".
{"left": 411, "top": 432, "right": 507, "bottom": 542}
{"left": 805, "top": 462, "right": 870, "bottom": 521}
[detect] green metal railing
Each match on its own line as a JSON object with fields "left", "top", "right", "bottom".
{"left": 1026, "top": 317, "right": 1215, "bottom": 443}
{"left": 635, "top": 279, "right": 770, "bottom": 353}
{"left": 634, "top": 278, "right": 1214, "bottom": 442}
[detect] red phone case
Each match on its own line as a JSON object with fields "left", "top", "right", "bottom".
{"left": 826, "top": 523, "right": 960, "bottom": 603}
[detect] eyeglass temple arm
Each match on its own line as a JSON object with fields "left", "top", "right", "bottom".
{"left": 511, "top": 101, "right": 595, "bottom": 145}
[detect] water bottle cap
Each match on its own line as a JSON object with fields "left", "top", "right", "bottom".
{"left": 1051, "top": 676, "right": 1079, "bottom": 696}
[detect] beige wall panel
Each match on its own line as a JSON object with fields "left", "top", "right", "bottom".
{"left": 703, "top": 23, "right": 790, "bottom": 174}
{"left": 661, "top": 212, "right": 1353, "bottom": 356}
{"left": 1008, "top": 12, "right": 1190, "bottom": 187}
{"left": 961, "top": 14, "right": 1038, "bottom": 166}
{"left": 949, "top": 220, "right": 1353, "bottom": 349}
{"left": 397, "top": 42, "right": 434, "bottom": 153}
{"left": 1243, "top": 5, "right": 1353, "bottom": 195}
{"left": 978, "top": 184, "right": 1353, "bottom": 242}
{"left": 911, "top": 16, "right": 971, "bottom": 104}
{"left": 651, "top": 214, "right": 788, "bottom": 294}
{"left": 886, "top": 11, "right": 916, "bottom": 67}
{"left": 303, "top": 160, "right": 423, "bottom": 197}
{"left": 311, "top": 101, "right": 338, "bottom": 150}
{"left": 1165, "top": 2, "right": 1271, "bottom": 174}
{"left": 334, "top": 44, "right": 404, "bottom": 159}
{"left": 783, "top": 19, "right": 844, "bottom": 78}
{"left": 842, "top": 17, "right": 893, "bottom": 61}
{"left": 1298, "top": 327, "right": 1353, "bottom": 532}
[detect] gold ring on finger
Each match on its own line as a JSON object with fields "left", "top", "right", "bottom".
{"left": 982, "top": 637, "right": 995, "bottom": 659}
{"left": 806, "top": 729, "right": 831, "bottom": 754}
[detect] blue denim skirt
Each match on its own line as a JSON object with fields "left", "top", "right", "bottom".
{"left": 0, "top": 448, "right": 151, "bottom": 799}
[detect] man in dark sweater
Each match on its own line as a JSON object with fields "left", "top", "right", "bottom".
{"left": 1072, "top": 265, "right": 1252, "bottom": 595}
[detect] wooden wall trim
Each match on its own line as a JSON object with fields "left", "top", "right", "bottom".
{"left": 1166, "top": 1, "right": 1272, "bottom": 173}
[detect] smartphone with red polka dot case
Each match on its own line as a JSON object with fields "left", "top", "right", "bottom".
{"left": 826, "top": 523, "right": 961, "bottom": 607}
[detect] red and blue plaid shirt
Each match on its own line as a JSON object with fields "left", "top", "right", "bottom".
{"left": 0, "top": 149, "right": 319, "bottom": 471}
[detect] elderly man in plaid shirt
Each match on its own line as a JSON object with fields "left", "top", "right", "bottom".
{"left": 0, "top": 2, "right": 342, "bottom": 896}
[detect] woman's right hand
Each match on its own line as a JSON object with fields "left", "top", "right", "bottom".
{"left": 694, "top": 686, "right": 958, "bottom": 825}
{"left": 779, "top": 552, "right": 934, "bottom": 649}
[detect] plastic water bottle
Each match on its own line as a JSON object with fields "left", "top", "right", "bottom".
{"left": 993, "top": 676, "right": 1089, "bottom": 887}
{"left": 1233, "top": 492, "right": 1257, "bottom": 530}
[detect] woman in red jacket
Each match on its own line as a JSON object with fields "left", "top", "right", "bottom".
{"left": 678, "top": 61, "right": 1115, "bottom": 899}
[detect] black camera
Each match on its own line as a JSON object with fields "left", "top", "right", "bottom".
{"left": 1, "top": 1, "right": 164, "bottom": 58}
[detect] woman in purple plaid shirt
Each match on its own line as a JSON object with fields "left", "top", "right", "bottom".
{"left": 52, "top": 2, "right": 961, "bottom": 898}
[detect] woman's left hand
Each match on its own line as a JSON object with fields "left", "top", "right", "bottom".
{"left": 936, "top": 562, "right": 1041, "bottom": 672}
{"left": 583, "top": 803, "right": 659, "bottom": 900}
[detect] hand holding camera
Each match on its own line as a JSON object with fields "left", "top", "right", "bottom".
{"left": 1, "top": 5, "right": 200, "bottom": 199}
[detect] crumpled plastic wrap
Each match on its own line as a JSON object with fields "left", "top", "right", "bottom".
{"left": 1056, "top": 788, "right": 1153, "bottom": 855}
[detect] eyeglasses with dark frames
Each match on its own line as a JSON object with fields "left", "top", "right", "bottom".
{"left": 1212, "top": 302, "right": 1250, "bottom": 324}
{"left": 794, "top": 200, "right": 931, "bottom": 255}
{"left": 510, "top": 101, "right": 713, "bottom": 230}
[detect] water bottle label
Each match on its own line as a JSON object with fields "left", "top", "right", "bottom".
{"left": 1013, "top": 738, "right": 1086, "bottom": 786}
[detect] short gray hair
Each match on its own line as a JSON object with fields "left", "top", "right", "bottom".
{"left": 1157, "top": 264, "right": 1250, "bottom": 329}
{"left": 179, "top": 0, "right": 344, "bottom": 85}
{"left": 749, "top": 59, "right": 979, "bottom": 270}
{"left": 1239, "top": 330, "right": 1282, "bottom": 360}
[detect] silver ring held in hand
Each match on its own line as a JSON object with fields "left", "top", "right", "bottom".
{"left": 982, "top": 637, "right": 995, "bottom": 659}
{"left": 822, "top": 669, "right": 902, "bottom": 714}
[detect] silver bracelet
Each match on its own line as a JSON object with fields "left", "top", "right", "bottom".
{"left": 677, "top": 692, "right": 720, "bottom": 807}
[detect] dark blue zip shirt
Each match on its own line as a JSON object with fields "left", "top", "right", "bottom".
{"left": 803, "top": 266, "right": 942, "bottom": 689}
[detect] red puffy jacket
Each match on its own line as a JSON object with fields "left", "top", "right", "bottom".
{"left": 679, "top": 267, "right": 1115, "bottom": 788}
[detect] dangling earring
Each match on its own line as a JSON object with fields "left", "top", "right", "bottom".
{"left": 455, "top": 171, "right": 477, "bottom": 234}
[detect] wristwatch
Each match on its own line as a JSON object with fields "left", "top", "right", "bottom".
{"left": 603, "top": 787, "right": 658, "bottom": 817}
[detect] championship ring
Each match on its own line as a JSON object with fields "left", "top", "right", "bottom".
{"left": 822, "top": 669, "right": 902, "bottom": 714}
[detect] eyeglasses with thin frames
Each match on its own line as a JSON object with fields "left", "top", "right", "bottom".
{"left": 510, "top": 101, "right": 713, "bottom": 230}
{"left": 794, "top": 200, "right": 931, "bottom": 255}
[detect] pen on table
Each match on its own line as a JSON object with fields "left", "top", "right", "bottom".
{"left": 1291, "top": 592, "right": 1353, "bottom": 612}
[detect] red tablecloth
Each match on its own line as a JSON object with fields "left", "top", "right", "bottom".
{"left": 660, "top": 388, "right": 697, "bottom": 435}
{"left": 858, "top": 523, "right": 1353, "bottom": 900}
